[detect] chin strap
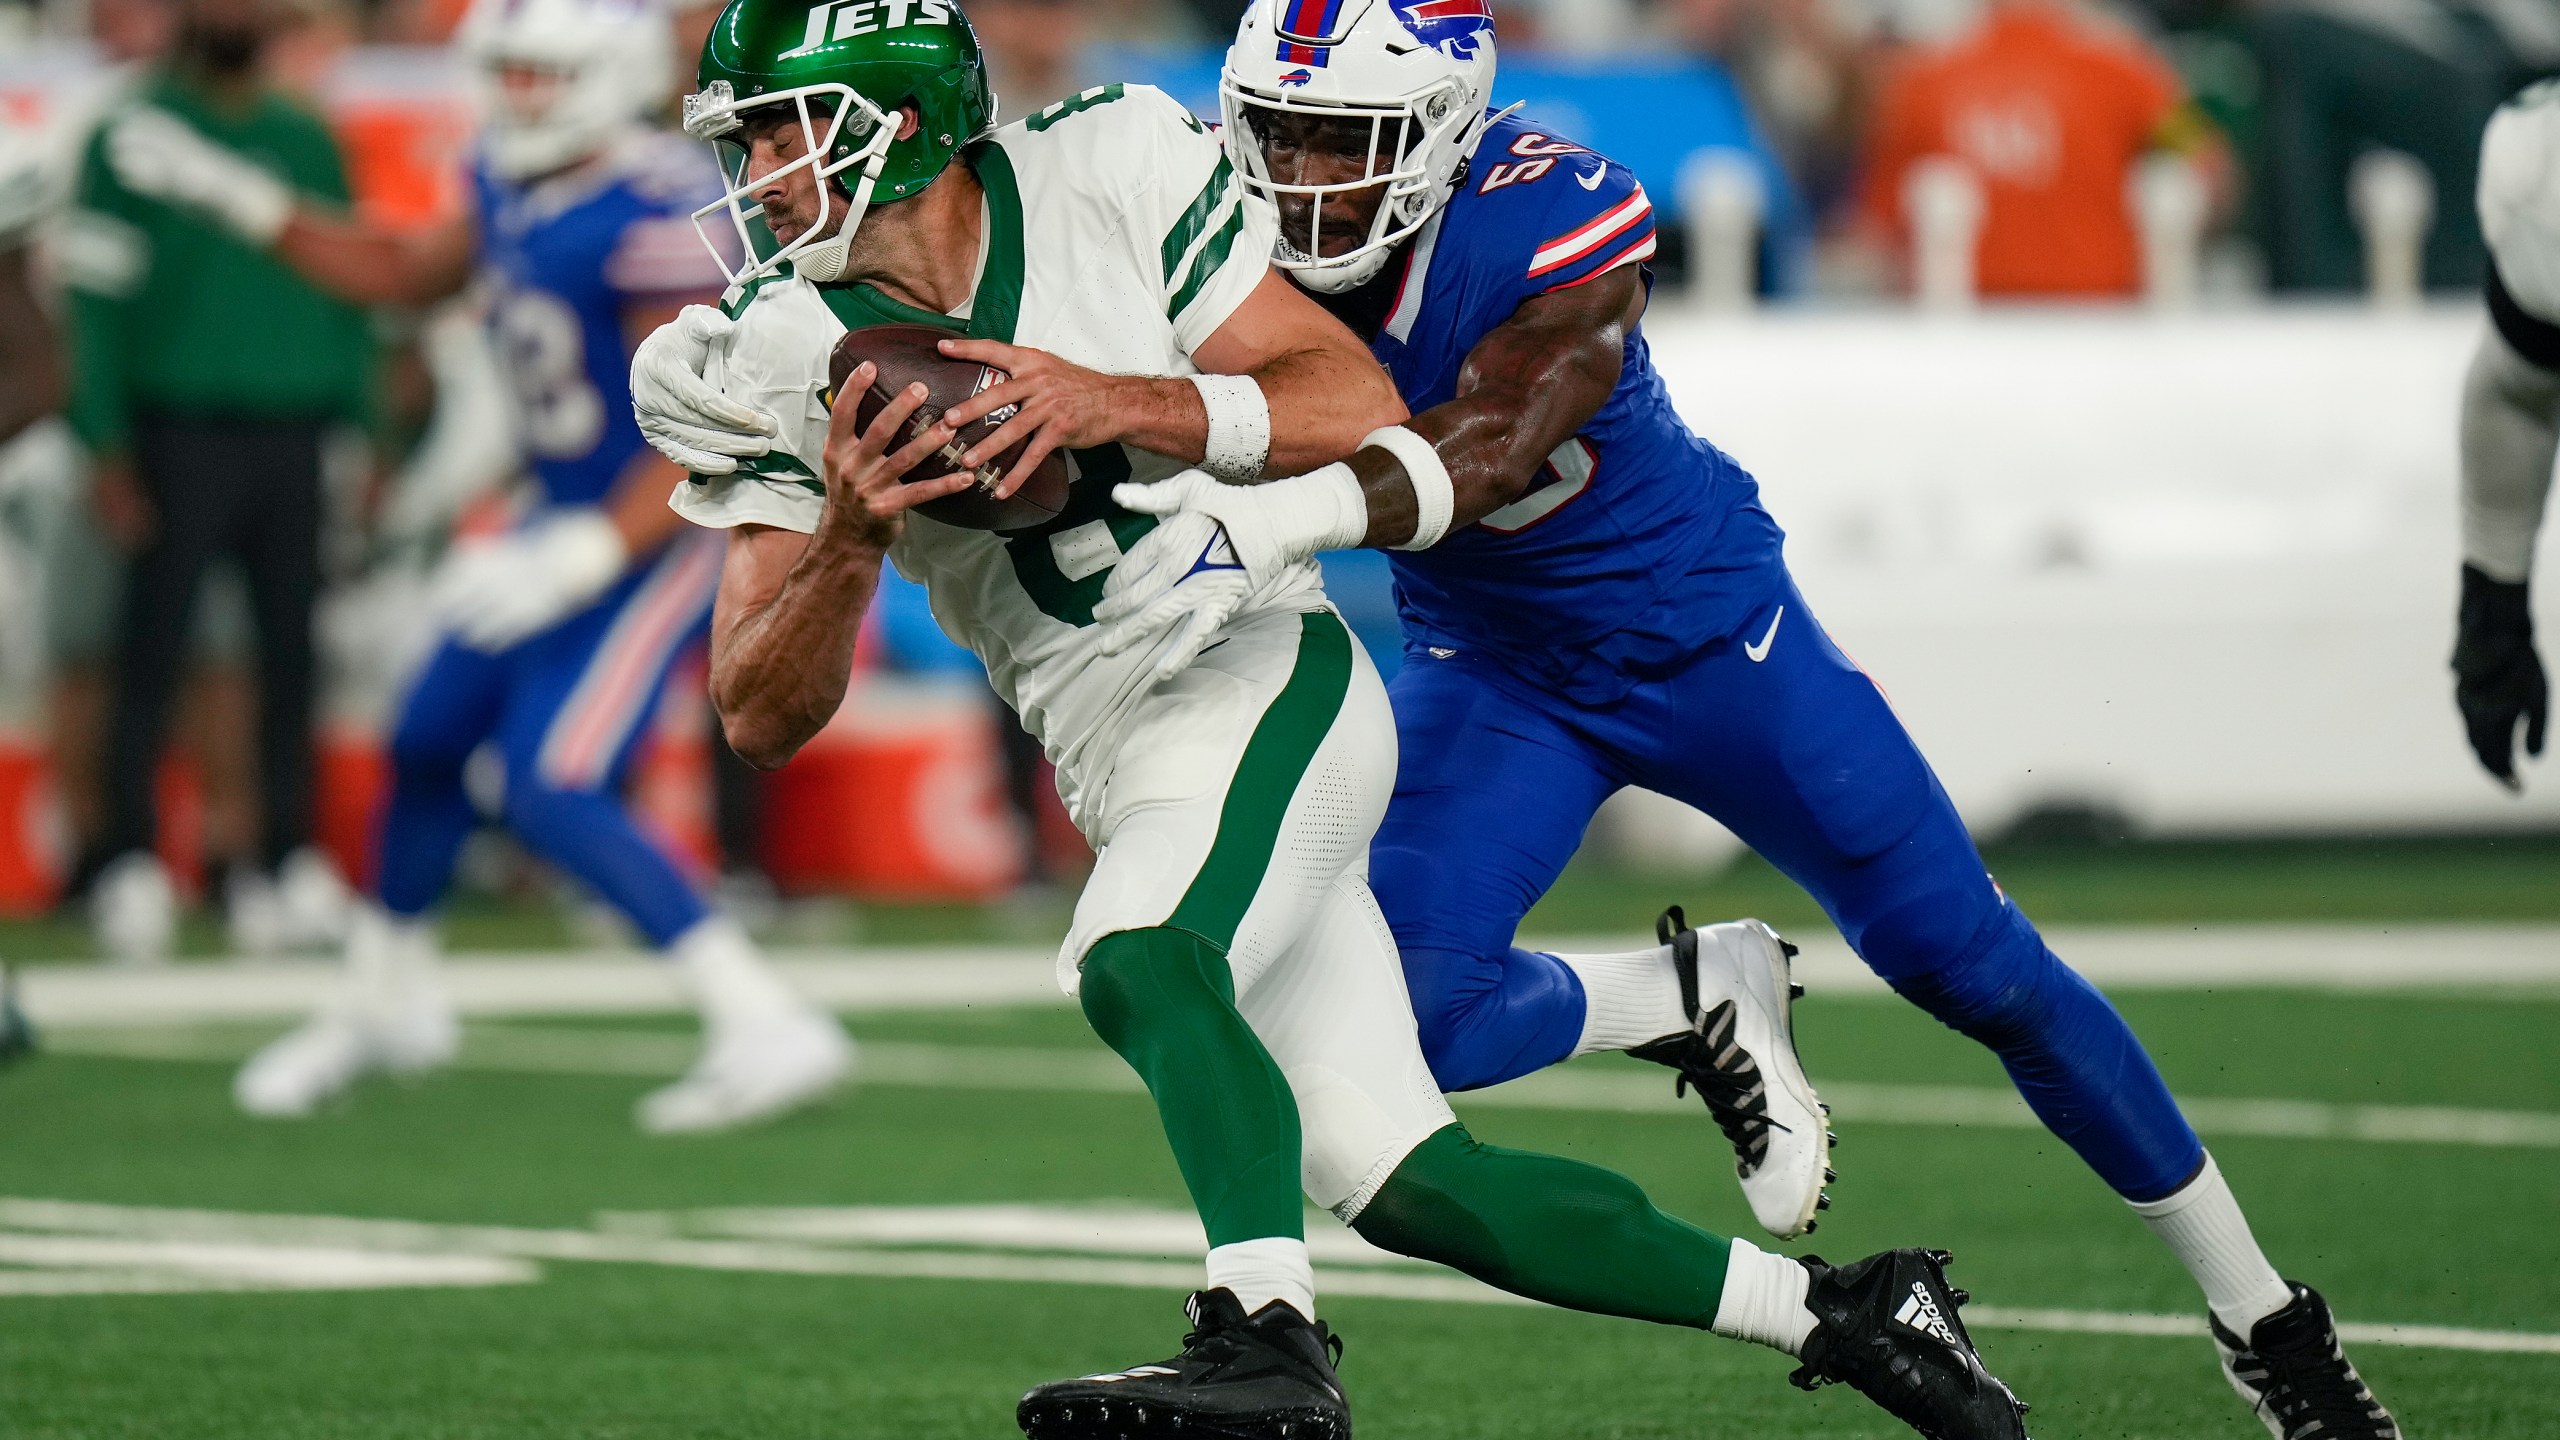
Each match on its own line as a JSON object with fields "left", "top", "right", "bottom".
{"left": 1291, "top": 245, "right": 1394, "bottom": 294}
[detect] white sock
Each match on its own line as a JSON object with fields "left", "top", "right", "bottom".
{"left": 1710, "top": 1237, "right": 1816, "bottom": 1356}
{"left": 1205, "top": 1237, "right": 1315, "bottom": 1321}
{"left": 668, "top": 915, "right": 804, "bottom": 1033}
{"left": 1554, "top": 945, "right": 1690, "bottom": 1057}
{"left": 2128, "top": 1153, "right": 2293, "bottom": 1336}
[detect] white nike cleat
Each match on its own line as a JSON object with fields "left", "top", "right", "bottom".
{"left": 92, "top": 852, "right": 177, "bottom": 968}
{"left": 234, "top": 908, "right": 457, "bottom": 1117}
{"left": 636, "top": 1005, "right": 855, "bottom": 1134}
{"left": 1629, "top": 910, "right": 1833, "bottom": 1240}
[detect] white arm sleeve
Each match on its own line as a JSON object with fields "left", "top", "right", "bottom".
{"left": 2461, "top": 326, "right": 2560, "bottom": 582}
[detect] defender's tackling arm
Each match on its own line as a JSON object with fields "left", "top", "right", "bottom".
{"left": 1103, "top": 267, "right": 1641, "bottom": 600}
{"left": 1343, "top": 268, "right": 1642, "bottom": 545}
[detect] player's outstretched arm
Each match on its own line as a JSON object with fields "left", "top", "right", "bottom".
{"left": 2455, "top": 324, "right": 2559, "bottom": 788}
{"left": 104, "top": 108, "right": 473, "bottom": 307}
{"left": 2460, "top": 326, "right": 2560, "bottom": 587}
{"left": 1104, "top": 266, "right": 1643, "bottom": 604}
{"left": 708, "top": 369, "right": 973, "bottom": 769}
{"left": 933, "top": 266, "right": 1402, "bottom": 496}
{"left": 1350, "top": 266, "right": 1645, "bottom": 543}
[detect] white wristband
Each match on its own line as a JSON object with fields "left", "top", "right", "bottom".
{"left": 1361, "top": 424, "right": 1453, "bottom": 550}
{"left": 1191, "top": 374, "right": 1271, "bottom": 481}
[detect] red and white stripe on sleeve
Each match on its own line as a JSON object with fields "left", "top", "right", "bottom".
{"left": 1526, "top": 185, "right": 1658, "bottom": 292}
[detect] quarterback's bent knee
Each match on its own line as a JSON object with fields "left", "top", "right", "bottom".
{"left": 1076, "top": 928, "right": 1234, "bottom": 1035}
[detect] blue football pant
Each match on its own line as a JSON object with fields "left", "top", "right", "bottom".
{"left": 1369, "top": 572, "right": 2208, "bottom": 1203}
{"left": 373, "top": 535, "right": 723, "bottom": 948}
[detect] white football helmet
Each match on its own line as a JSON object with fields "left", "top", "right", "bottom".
{"left": 456, "top": 0, "right": 674, "bottom": 181}
{"left": 1221, "top": 0, "right": 1500, "bottom": 292}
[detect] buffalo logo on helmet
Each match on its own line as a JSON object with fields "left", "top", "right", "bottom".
{"left": 1393, "top": 0, "right": 1493, "bottom": 59}
{"left": 1278, "top": 66, "right": 1315, "bottom": 85}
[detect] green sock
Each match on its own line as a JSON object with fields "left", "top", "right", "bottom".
{"left": 1078, "top": 927, "right": 1304, "bottom": 1248}
{"left": 1353, "top": 1124, "right": 1731, "bottom": 1328}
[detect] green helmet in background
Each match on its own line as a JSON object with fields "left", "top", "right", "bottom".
{"left": 682, "top": 0, "right": 995, "bottom": 283}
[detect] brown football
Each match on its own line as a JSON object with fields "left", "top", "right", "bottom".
{"left": 824, "top": 323, "right": 1073, "bottom": 533}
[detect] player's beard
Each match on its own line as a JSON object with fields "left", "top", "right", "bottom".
{"left": 180, "top": 18, "right": 267, "bottom": 78}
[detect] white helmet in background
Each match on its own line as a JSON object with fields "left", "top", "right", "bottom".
{"left": 1221, "top": 0, "right": 1499, "bottom": 292}
{"left": 457, "top": 0, "right": 675, "bottom": 181}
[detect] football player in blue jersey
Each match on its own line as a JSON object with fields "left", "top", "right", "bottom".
{"left": 1090, "top": 2, "right": 2401, "bottom": 1435}
{"left": 105, "top": 0, "right": 853, "bottom": 1132}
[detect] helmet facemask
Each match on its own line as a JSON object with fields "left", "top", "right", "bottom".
{"left": 1222, "top": 73, "right": 1484, "bottom": 294}
{"left": 685, "top": 79, "right": 902, "bottom": 285}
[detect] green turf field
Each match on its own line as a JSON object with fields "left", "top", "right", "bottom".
{"left": 6, "top": 982, "right": 2557, "bottom": 1439}
{"left": 9, "top": 831, "right": 2560, "bottom": 960}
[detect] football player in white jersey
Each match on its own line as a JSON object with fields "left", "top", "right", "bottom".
{"left": 2459, "top": 78, "right": 2560, "bottom": 789}
{"left": 643, "top": 0, "right": 2031, "bottom": 1435}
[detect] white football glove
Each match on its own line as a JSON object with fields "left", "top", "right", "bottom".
{"left": 431, "top": 509, "right": 628, "bottom": 651}
{"left": 1107, "top": 462, "right": 1369, "bottom": 596}
{"left": 105, "top": 108, "right": 293, "bottom": 245}
{"left": 631, "top": 305, "right": 779, "bottom": 476}
{"left": 1093, "top": 511, "right": 1256, "bottom": 686}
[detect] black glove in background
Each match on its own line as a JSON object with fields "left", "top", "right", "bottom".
{"left": 2454, "top": 563, "right": 2548, "bottom": 789}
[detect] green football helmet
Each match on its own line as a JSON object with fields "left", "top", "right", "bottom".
{"left": 682, "top": 0, "right": 995, "bottom": 283}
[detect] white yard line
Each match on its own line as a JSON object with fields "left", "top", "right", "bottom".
{"left": 2, "top": 1197, "right": 2553, "bottom": 1356}
{"left": 44, "top": 1023, "right": 2560, "bottom": 1152}
{"left": 18, "top": 923, "right": 2560, "bottom": 1026}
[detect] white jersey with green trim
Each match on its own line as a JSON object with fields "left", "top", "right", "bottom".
{"left": 672, "top": 81, "right": 1323, "bottom": 826}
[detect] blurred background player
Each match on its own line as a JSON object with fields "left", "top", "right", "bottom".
{"left": 2456, "top": 77, "right": 2560, "bottom": 791}
{"left": 0, "top": 108, "right": 61, "bottom": 447}
{"left": 102, "top": 0, "right": 852, "bottom": 1130}
{"left": 1853, "top": 0, "right": 2230, "bottom": 299}
{"left": 63, "top": 0, "right": 364, "bottom": 966}
{"left": 1102, "top": 4, "right": 2404, "bottom": 1436}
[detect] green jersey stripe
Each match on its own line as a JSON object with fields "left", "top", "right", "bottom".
{"left": 813, "top": 140, "right": 1024, "bottom": 344}
{"left": 1164, "top": 611, "right": 1355, "bottom": 950}
{"left": 968, "top": 142, "right": 1025, "bottom": 344}
{"left": 1167, "top": 202, "right": 1246, "bottom": 326}
{"left": 1161, "top": 154, "right": 1236, "bottom": 289}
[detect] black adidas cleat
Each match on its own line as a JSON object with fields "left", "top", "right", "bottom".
{"left": 1790, "top": 1248, "right": 2030, "bottom": 1439}
{"left": 1627, "top": 906, "right": 1833, "bottom": 1238}
{"left": 2211, "top": 1282, "right": 2400, "bottom": 1439}
{"left": 1018, "top": 1288, "right": 1349, "bottom": 1440}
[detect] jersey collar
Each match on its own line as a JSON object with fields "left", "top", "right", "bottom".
{"left": 817, "top": 141, "right": 1024, "bottom": 344}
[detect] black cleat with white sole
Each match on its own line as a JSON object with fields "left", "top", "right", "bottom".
{"left": 1627, "top": 906, "right": 1835, "bottom": 1237}
{"left": 1790, "top": 1248, "right": 2031, "bottom": 1440}
{"left": 2211, "top": 1282, "right": 2400, "bottom": 1439}
{"left": 1018, "top": 1288, "right": 1349, "bottom": 1440}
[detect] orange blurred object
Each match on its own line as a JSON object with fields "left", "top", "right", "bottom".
{"left": 761, "top": 684, "right": 1026, "bottom": 902}
{"left": 335, "top": 97, "right": 473, "bottom": 229}
{"left": 1860, "top": 3, "right": 2185, "bottom": 298}
{"left": 0, "top": 742, "right": 59, "bottom": 915}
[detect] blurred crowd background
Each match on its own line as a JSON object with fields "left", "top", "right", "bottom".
{"left": 0, "top": 0, "right": 2552, "bottom": 957}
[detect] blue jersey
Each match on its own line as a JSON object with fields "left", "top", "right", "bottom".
{"left": 472, "top": 133, "right": 726, "bottom": 509}
{"left": 1370, "top": 110, "right": 1781, "bottom": 704}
